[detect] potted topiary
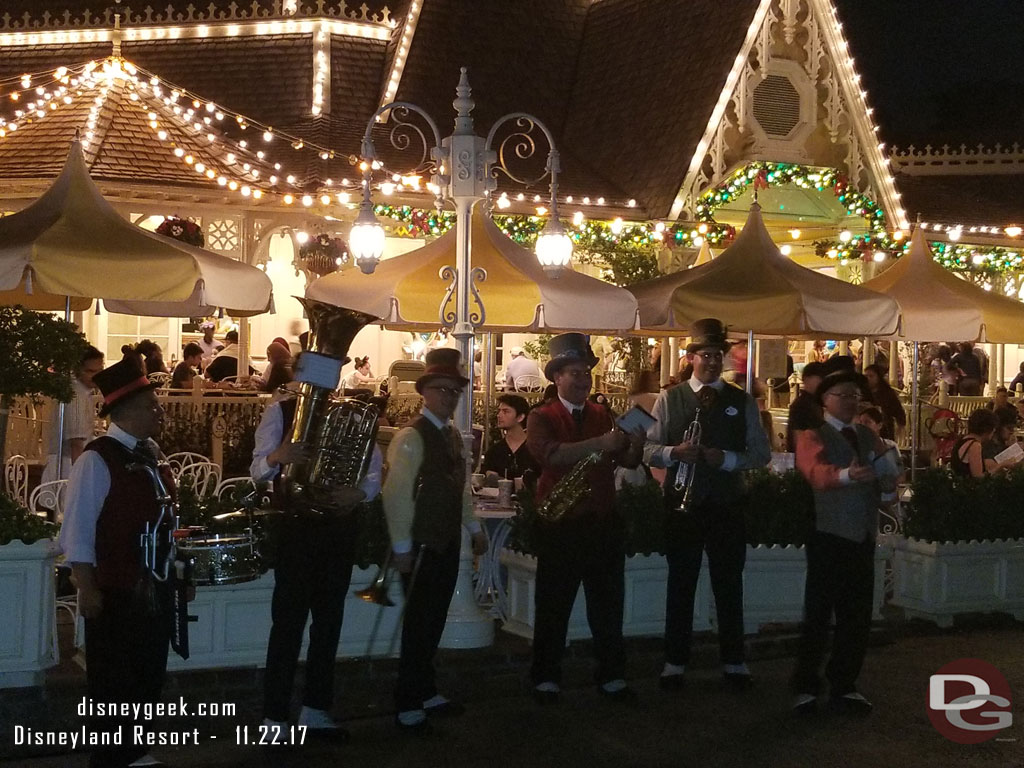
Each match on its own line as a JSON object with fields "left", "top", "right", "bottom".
{"left": 0, "top": 492, "right": 60, "bottom": 688}
{"left": 891, "top": 467, "right": 1024, "bottom": 627}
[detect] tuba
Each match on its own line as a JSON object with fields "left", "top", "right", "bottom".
{"left": 282, "top": 298, "right": 381, "bottom": 515}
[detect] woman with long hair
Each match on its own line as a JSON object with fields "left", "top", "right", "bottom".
{"left": 863, "top": 364, "right": 906, "bottom": 441}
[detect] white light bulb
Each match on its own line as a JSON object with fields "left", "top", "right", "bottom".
{"left": 780, "top": 245, "right": 792, "bottom": 256}
{"left": 839, "top": 230, "right": 852, "bottom": 243}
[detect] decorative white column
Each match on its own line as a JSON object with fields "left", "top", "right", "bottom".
{"left": 660, "top": 338, "right": 672, "bottom": 386}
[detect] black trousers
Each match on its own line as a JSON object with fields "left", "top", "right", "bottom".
{"left": 395, "top": 539, "right": 460, "bottom": 713}
{"left": 263, "top": 514, "right": 357, "bottom": 722}
{"left": 792, "top": 531, "right": 875, "bottom": 697}
{"left": 664, "top": 499, "right": 747, "bottom": 667}
{"left": 531, "top": 517, "right": 626, "bottom": 686}
{"left": 85, "top": 586, "right": 170, "bottom": 768}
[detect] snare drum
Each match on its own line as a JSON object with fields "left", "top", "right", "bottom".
{"left": 175, "top": 531, "right": 264, "bottom": 586}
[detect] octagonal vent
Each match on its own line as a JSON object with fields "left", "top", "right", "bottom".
{"left": 752, "top": 74, "right": 801, "bottom": 138}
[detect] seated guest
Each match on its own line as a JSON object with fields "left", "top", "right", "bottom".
{"left": 1009, "top": 362, "right": 1024, "bottom": 396}
{"left": 855, "top": 406, "right": 905, "bottom": 501}
{"left": 170, "top": 342, "right": 204, "bottom": 390}
{"left": 205, "top": 330, "right": 257, "bottom": 382}
{"left": 342, "top": 356, "right": 374, "bottom": 391}
{"left": 951, "top": 409, "right": 1007, "bottom": 478}
{"left": 504, "top": 346, "right": 542, "bottom": 390}
{"left": 986, "top": 386, "right": 1018, "bottom": 425}
{"left": 482, "top": 394, "right": 539, "bottom": 480}
{"left": 262, "top": 342, "right": 294, "bottom": 393}
{"left": 135, "top": 339, "right": 168, "bottom": 375}
{"left": 983, "top": 409, "right": 1020, "bottom": 470}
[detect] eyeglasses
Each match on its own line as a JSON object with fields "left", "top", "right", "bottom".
{"left": 424, "top": 385, "right": 462, "bottom": 397}
{"left": 825, "top": 391, "right": 861, "bottom": 401}
{"left": 560, "top": 369, "right": 592, "bottom": 379}
{"left": 694, "top": 351, "right": 724, "bottom": 362}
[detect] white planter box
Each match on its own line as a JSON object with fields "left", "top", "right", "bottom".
{"left": 0, "top": 539, "right": 59, "bottom": 688}
{"left": 743, "top": 544, "right": 890, "bottom": 634}
{"left": 501, "top": 543, "right": 890, "bottom": 640}
{"left": 892, "top": 537, "right": 1024, "bottom": 627}
{"left": 499, "top": 549, "right": 710, "bottom": 641}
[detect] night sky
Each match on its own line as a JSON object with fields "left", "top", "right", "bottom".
{"left": 835, "top": 0, "right": 1024, "bottom": 147}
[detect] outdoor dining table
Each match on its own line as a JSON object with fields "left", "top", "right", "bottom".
{"left": 473, "top": 494, "right": 518, "bottom": 621}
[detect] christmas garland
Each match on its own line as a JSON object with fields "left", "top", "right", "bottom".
{"left": 297, "top": 233, "right": 348, "bottom": 276}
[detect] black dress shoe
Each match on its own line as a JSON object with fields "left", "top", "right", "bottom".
{"left": 533, "top": 688, "right": 560, "bottom": 705}
{"left": 829, "top": 692, "right": 873, "bottom": 716}
{"left": 424, "top": 700, "right": 466, "bottom": 718}
{"left": 723, "top": 672, "right": 754, "bottom": 692}
{"left": 791, "top": 694, "right": 818, "bottom": 716}
{"left": 597, "top": 685, "right": 638, "bottom": 703}
{"left": 659, "top": 674, "right": 685, "bottom": 691}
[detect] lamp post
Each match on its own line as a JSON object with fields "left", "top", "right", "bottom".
{"left": 348, "top": 67, "right": 572, "bottom": 437}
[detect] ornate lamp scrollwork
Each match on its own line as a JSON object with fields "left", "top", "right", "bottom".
{"left": 438, "top": 265, "right": 487, "bottom": 331}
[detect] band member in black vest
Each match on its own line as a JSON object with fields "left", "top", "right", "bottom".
{"left": 251, "top": 357, "right": 383, "bottom": 740}
{"left": 644, "top": 319, "right": 771, "bottom": 691}
{"left": 60, "top": 356, "right": 174, "bottom": 768}
{"left": 526, "top": 334, "right": 645, "bottom": 704}
{"left": 382, "top": 348, "right": 488, "bottom": 733}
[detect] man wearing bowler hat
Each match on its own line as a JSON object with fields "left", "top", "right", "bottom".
{"left": 644, "top": 318, "right": 770, "bottom": 692}
{"left": 791, "top": 369, "right": 898, "bottom": 716}
{"left": 527, "top": 333, "right": 645, "bottom": 704}
{"left": 382, "top": 348, "right": 488, "bottom": 733}
{"left": 59, "top": 354, "right": 173, "bottom": 767}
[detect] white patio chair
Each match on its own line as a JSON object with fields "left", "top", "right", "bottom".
{"left": 513, "top": 374, "right": 544, "bottom": 392}
{"left": 215, "top": 476, "right": 257, "bottom": 501}
{"left": 4, "top": 454, "right": 29, "bottom": 506}
{"left": 166, "top": 451, "right": 212, "bottom": 480}
{"left": 147, "top": 371, "right": 171, "bottom": 386}
{"left": 178, "top": 460, "right": 222, "bottom": 498}
{"left": 29, "top": 479, "right": 69, "bottom": 522}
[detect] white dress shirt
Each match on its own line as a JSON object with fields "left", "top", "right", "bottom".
{"left": 58, "top": 423, "right": 158, "bottom": 566}
{"left": 505, "top": 354, "right": 542, "bottom": 389}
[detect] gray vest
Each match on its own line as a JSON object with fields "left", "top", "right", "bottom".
{"left": 811, "top": 422, "right": 879, "bottom": 543}
{"left": 663, "top": 382, "right": 749, "bottom": 505}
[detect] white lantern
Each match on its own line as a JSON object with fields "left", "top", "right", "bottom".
{"left": 535, "top": 218, "right": 573, "bottom": 277}
{"left": 349, "top": 203, "right": 386, "bottom": 274}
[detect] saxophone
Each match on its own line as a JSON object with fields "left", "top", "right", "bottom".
{"left": 282, "top": 298, "right": 381, "bottom": 515}
{"left": 536, "top": 451, "right": 602, "bottom": 522}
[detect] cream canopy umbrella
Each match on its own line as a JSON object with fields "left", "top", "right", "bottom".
{"left": 629, "top": 203, "right": 901, "bottom": 338}
{"left": 0, "top": 140, "right": 273, "bottom": 317}
{"left": 306, "top": 207, "right": 638, "bottom": 334}
{"left": 863, "top": 227, "right": 1024, "bottom": 478}
{"left": 863, "top": 227, "right": 1024, "bottom": 343}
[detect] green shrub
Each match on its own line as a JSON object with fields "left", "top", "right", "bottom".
{"left": 0, "top": 492, "right": 58, "bottom": 545}
{"left": 904, "top": 467, "right": 1024, "bottom": 542}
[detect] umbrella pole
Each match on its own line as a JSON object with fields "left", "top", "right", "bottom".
{"left": 745, "top": 330, "right": 754, "bottom": 395}
{"left": 911, "top": 341, "right": 920, "bottom": 483}
{"left": 54, "top": 296, "right": 71, "bottom": 517}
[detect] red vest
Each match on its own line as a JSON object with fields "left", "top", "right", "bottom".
{"left": 528, "top": 400, "right": 618, "bottom": 521}
{"left": 86, "top": 437, "right": 167, "bottom": 590}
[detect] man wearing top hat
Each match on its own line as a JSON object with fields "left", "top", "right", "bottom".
{"left": 526, "top": 333, "right": 645, "bottom": 704}
{"left": 59, "top": 354, "right": 174, "bottom": 768}
{"left": 644, "top": 318, "right": 771, "bottom": 692}
{"left": 382, "top": 348, "right": 488, "bottom": 733}
{"left": 791, "top": 369, "right": 898, "bottom": 716}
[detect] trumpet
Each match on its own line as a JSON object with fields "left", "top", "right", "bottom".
{"left": 672, "top": 407, "right": 702, "bottom": 513}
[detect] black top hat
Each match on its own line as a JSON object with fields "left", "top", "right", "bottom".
{"left": 685, "top": 318, "right": 733, "bottom": 354}
{"left": 820, "top": 354, "right": 855, "bottom": 376}
{"left": 416, "top": 348, "right": 470, "bottom": 394}
{"left": 801, "top": 361, "right": 829, "bottom": 380}
{"left": 816, "top": 369, "right": 869, "bottom": 405}
{"left": 94, "top": 357, "right": 160, "bottom": 417}
{"left": 544, "top": 333, "right": 599, "bottom": 381}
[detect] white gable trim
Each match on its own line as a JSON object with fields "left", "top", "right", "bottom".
{"left": 669, "top": 0, "right": 909, "bottom": 231}
{"left": 668, "top": 0, "right": 772, "bottom": 220}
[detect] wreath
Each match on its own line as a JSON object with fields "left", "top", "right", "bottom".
{"left": 298, "top": 233, "right": 349, "bottom": 276}
{"left": 156, "top": 216, "right": 205, "bottom": 247}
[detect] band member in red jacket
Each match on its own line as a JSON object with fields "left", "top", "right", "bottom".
{"left": 527, "top": 333, "right": 644, "bottom": 705}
